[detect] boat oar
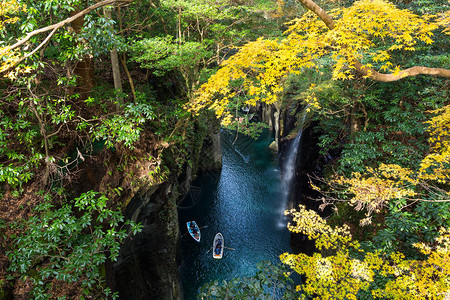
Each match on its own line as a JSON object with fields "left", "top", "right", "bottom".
{"left": 224, "top": 246, "right": 235, "bottom": 251}
{"left": 205, "top": 247, "right": 212, "bottom": 255}
{"left": 199, "top": 225, "right": 208, "bottom": 229}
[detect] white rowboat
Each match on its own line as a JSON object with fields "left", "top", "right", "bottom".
{"left": 213, "top": 232, "right": 224, "bottom": 259}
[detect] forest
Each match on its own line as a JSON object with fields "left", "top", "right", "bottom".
{"left": 0, "top": 0, "right": 449, "bottom": 299}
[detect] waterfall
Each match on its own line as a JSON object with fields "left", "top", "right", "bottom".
{"left": 277, "top": 113, "right": 307, "bottom": 228}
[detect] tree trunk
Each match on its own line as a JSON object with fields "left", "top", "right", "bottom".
{"left": 121, "top": 53, "right": 137, "bottom": 102}
{"left": 350, "top": 100, "right": 360, "bottom": 135}
{"left": 70, "top": 3, "right": 95, "bottom": 99}
{"left": 111, "top": 47, "right": 123, "bottom": 108}
{"left": 73, "top": 58, "right": 95, "bottom": 99}
{"left": 104, "top": 6, "right": 123, "bottom": 108}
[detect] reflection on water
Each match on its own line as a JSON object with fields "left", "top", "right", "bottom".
{"left": 178, "top": 129, "right": 291, "bottom": 299}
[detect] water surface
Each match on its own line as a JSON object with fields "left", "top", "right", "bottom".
{"left": 178, "top": 129, "right": 291, "bottom": 299}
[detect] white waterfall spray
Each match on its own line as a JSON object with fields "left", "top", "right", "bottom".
{"left": 277, "top": 112, "right": 307, "bottom": 228}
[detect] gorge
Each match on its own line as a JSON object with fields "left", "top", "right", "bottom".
{"left": 1, "top": 1, "right": 448, "bottom": 299}
{"left": 111, "top": 103, "right": 314, "bottom": 299}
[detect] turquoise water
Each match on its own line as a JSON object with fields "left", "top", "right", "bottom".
{"left": 178, "top": 129, "right": 291, "bottom": 299}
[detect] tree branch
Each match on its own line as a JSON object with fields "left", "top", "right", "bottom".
{"left": 12, "top": 27, "right": 58, "bottom": 69}
{"left": 354, "top": 61, "right": 450, "bottom": 82}
{"left": 295, "top": 0, "right": 450, "bottom": 81}
{"left": 2, "top": 0, "right": 135, "bottom": 73}
{"left": 296, "top": 0, "right": 335, "bottom": 29}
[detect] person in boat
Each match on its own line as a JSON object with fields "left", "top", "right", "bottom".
{"left": 190, "top": 222, "right": 198, "bottom": 235}
{"left": 215, "top": 238, "right": 222, "bottom": 255}
{"left": 189, "top": 222, "right": 199, "bottom": 240}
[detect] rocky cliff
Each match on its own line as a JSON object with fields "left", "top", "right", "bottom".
{"left": 112, "top": 115, "right": 221, "bottom": 300}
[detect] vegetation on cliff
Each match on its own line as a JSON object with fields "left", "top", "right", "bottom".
{"left": 0, "top": 0, "right": 289, "bottom": 298}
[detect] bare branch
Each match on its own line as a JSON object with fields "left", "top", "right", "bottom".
{"left": 354, "top": 61, "right": 450, "bottom": 82}
{"left": 12, "top": 27, "right": 58, "bottom": 69}
{"left": 296, "top": 0, "right": 335, "bottom": 29}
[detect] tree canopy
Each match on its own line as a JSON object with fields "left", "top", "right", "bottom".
{"left": 189, "top": 0, "right": 449, "bottom": 125}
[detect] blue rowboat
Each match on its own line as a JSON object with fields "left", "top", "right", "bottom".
{"left": 187, "top": 221, "right": 201, "bottom": 242}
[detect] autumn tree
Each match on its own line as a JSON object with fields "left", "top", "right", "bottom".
{"left": 287, "top": 99, "right": 450, "bottom": 298}
{"left": 191, "top": 0, "right": 450, "bottom": 298}
{"left": 189, "top": 0, "right": 449, "bottom": 125}
{"left": 280, "top": 205, "right": 450, "bottom": 299}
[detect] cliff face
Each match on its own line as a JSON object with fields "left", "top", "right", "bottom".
{"left": 113, "top": 182, "right": 181, "bottom": 300}
{"left": 110, "top": 100, "right": 321, "bottom": 299}
{"left": 112, "top": 115, "right": 222, "bottom": 300}
{"left": 290, "top": 122, "right": 325, "bottom": 254}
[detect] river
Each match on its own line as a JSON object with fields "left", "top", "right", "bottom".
{"left": 178, "top": 129, "right": 292, "bottom": 299}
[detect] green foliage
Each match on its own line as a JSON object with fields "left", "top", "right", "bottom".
{"left": 1, "top": 0, "right": 125, "bottom": 72}
{"left": 141, "top": 95, "right": 190, "bottom": 139}
{"left": 158, "top": 0, "right": 288, "bottom": 41}
{"left": 339, "top": 131, "right": 387, "bottom": 174}
{"left": 199, "top": 261, "right": 296, "bottom": 300}
{"left": 131, "top": 36, "right": 210, "bottom": 77}
{"left": 370, "top": 200, "right": 450, "bottom": 258}
{"left": 126, "top": 0, "right": 292, "bottom": 99}
{"left": 131, "top": 35, "right": 211, "bottom": 97}
{"left": 224, "top": 118, "right": 269, "bottom": 140}
{"left": 80, "top": 93, "right": 156, "bottom": 149}
{"left": 80, "top": 13, "right": 126, "bottom": 55}
{"left": 0, "top": 102, "right": 42, "bottom": 189}
{"left": 7, "top": 191, "right": 142, "bottom": 299}
{"left": 91, "top": 114, "right": 142, "bottom": 149}
{"left": 313, "top": 76, "right": 444, "bottom": 175}
{"left": 394, "top": 0, "right": 449, "bottom": 15}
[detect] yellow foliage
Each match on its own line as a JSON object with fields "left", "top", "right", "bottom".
{"left": 188, "top": 38, "right": 283, "bottom": 121}
{"left": 276, "top": 14, "right": 450, "bottom": 294}
{"left": 331, "top": 165, "right": 417, "bottom": 221}
{"left": 0, "top": 47, "right": 24, "bottom": 74}
{"left": 320, "top": 105, "right": 450, "bottom": 227}
{"left": 419, "top": 105, "right": 450, "bottom": 182}
{"left": 437, "top": 9, "right": 450, "bottom": 35}
{"left": 0, "top": 0, "right": 27, "bottom": 78}
{"left": 189, "top": 0, "right": 445, "bottom": 124}
{"left": 0, "top": 0, "right": 24, "bottom": 31}
{"left": 372, "top": 230, "right": 450, "bottom": 299}
{"left": 285, "top": 205, "right": 354, "bottom": 251}
{"left": 283, "top": 104, "right": 450, "bottom": 297}
{"left": 281, "top": 206, "right": 450, "bottom": 299}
